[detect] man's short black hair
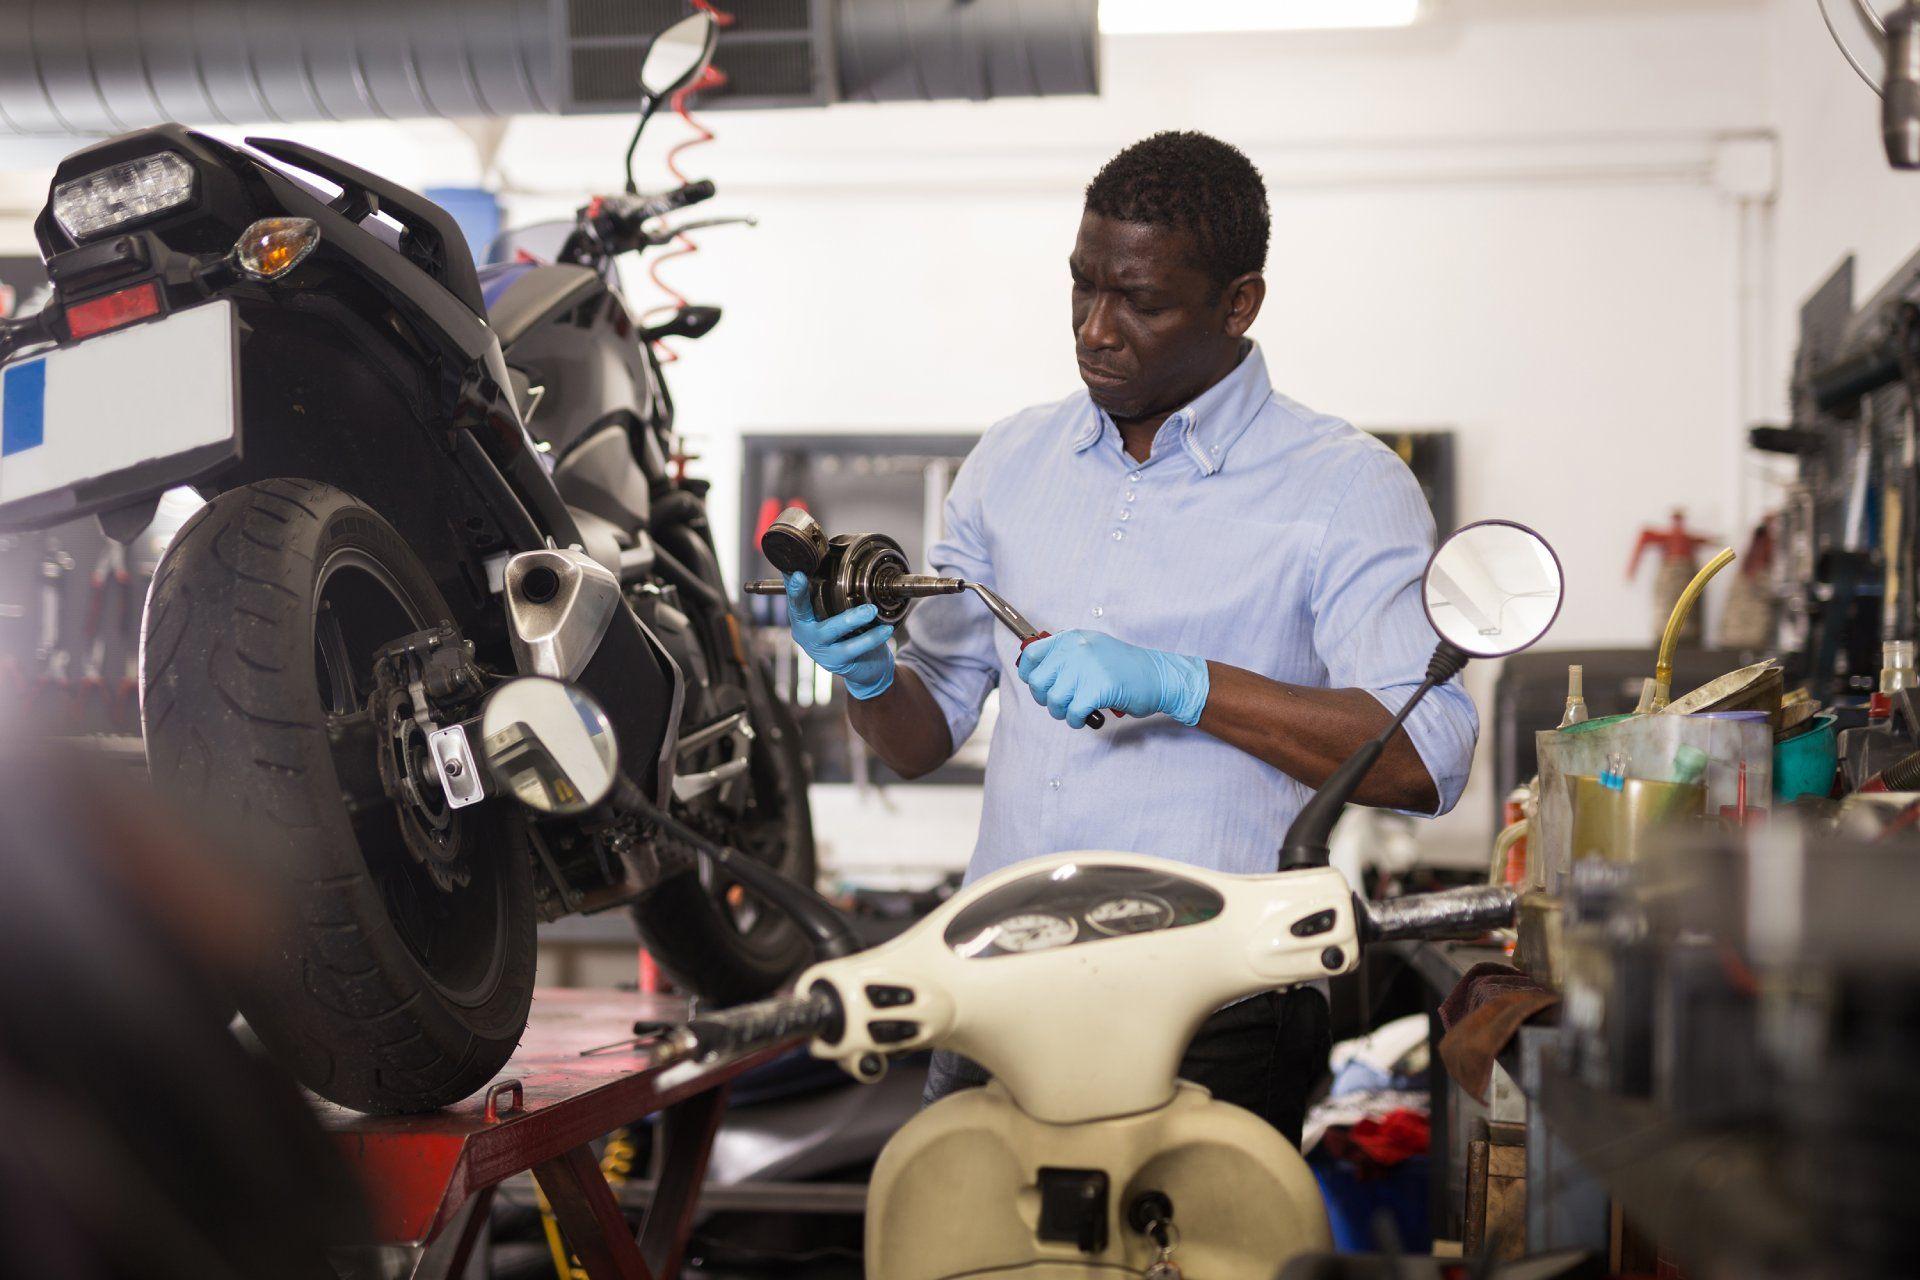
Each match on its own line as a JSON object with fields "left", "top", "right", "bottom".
{"left": 1084, "top": 131, "right": 1270, "bottom": 287}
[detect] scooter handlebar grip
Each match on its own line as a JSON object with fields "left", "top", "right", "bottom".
{"left": 1362, "top": 885, "right": 1518, "bottom": 943}
{"left": 684, "top": 989, "right": 841, "bottom": 1061}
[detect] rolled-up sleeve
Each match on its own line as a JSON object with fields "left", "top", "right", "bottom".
{"left": 895, "top": 440, "right": 1002, "bottom": 749}
{"left": 1309, "top": 448, "right": 1479, "bottom": 815}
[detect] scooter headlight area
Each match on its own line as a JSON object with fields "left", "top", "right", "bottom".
{"left": 51, "top": 152, "right": 197, "bottom": 240}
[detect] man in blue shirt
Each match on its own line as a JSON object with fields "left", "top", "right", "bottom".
{"left": 783, "top": 132, "right": 1477, "bottom": 1143}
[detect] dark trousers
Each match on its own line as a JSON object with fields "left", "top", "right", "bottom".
{"left": 922, "top": 986, "right": 1332, "bottom": 1148}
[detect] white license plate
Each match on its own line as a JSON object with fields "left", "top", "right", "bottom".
{"left": 0, "top": 299, "right": 239, "bottom": 527}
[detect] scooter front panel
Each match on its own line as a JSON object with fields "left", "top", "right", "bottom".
{"left": 800, "top": 852, "right": 1359, "bottom": 1122}
{"left": 866, "top": 1080, "right": 1331, "bottom": 1280}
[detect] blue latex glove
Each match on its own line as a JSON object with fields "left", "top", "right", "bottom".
{"left": 1016, "top": 630, "right": 1210, "bottom": 729}
{"left": 784, "top": 571, "right": 895, "bottom": 700}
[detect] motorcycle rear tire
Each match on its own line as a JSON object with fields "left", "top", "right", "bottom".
{"left": 141, "top": 479, "right": 536, "bottom": 1114}
{"left": 630, "top": 668, "right": 817, "bottom": 1005}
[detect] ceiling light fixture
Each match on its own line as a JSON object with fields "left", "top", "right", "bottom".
{"left": 1099, "top": 0, "right": 1423, "bottom": 36}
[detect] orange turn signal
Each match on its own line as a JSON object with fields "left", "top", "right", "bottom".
{"left": 231, "top": 216, "right": 320, "bottom": 281}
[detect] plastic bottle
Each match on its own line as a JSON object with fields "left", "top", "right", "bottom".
{"left": 1559, "top": 664, "right": 1589, "bottom": 728}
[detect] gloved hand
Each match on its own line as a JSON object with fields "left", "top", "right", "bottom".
{"left": 1016, "top": 630, "right": 1210, "bottom": 729}
{"left": 783, "top": 571, "right": 895, "bottom": 700}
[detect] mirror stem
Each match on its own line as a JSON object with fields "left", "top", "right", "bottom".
{"left": 624, "top": 97, "right": 659, "bottom": 195}
{"left": 1277, "top": 640, "right": 1469, "bottom": 870}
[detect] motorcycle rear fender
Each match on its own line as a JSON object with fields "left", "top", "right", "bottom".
{"left": 232, "top": 133, "right": 584, "bottom": 555}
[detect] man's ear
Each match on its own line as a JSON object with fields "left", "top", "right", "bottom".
{"left": 1222, "top": 272, "right": 1265, "bottom": 338}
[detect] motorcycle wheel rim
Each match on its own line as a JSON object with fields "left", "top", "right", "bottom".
{"left": 312, "top": 548, "right": 510, "bottom": 1008}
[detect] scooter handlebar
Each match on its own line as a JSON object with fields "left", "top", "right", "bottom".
{"left": 1361, "top": 884, "right": 1518, "bottom": 943}
{"left": 684, "top": 986, "right": 844, "bottom": 1062}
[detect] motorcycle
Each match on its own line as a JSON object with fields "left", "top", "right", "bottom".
{"left": 0, "top": 11, "right": 815, "bottom": 1115}
{"left": 559, "top": 518, "right": 1568, "bottom": 1279}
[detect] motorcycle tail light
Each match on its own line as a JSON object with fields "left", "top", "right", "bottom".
{"left": 65, "top": 281, "right": 162, "bottom": 339}
{"left": 231, "top": 217, "right": 321, "bottom": 280}
{"left": 52, "top": 152, "right": 197, "bottom": 241}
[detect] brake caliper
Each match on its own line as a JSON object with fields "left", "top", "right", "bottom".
{"left": 370, "top": 624, "right": 488, "bottom": 892}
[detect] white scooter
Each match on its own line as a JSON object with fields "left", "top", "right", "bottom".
{"left": 470, "top": 519, "right": 1565, "bottom": 1279}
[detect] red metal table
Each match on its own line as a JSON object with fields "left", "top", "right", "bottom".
{"left": 315, "top": 988, "right": 798, "bottom": 1280}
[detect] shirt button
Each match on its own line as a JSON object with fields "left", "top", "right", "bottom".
{"left": 1048, "top": 778, "right": 1062, "bottom": 790}
{"left": 1119, "top": 510, "right": 1132, "bottom": 522}
{"left": 1129, "top": 471, "right": 1142, "bottom": 483}
{"left": 1091, "top": 605, "right": 1104, "bottom": 618}
{"left": 1112, "top": 530, "right": 1125, "bottom": 541}
{"left": 1126, "top": 491, "right": 1137, "bottom": 502}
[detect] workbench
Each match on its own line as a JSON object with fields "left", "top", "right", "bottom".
{"left": 1382, "top": 940, "right": 1803, "bottom": 1271}
{"left": 314, "top": 989, "right": 800, "bottom": 1280}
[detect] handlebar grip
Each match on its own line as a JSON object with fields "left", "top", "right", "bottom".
{"left": 641, "top": 179, "right": 715, "bottom": 220}
{"left": 683, "top": 987, "right": 842, "bottom": 1061}
{"left": 674, "top": 178, "right": 716, "bottom": 208}
{"left": 1362, "top": 885, "right": 1518, "bottom": 943}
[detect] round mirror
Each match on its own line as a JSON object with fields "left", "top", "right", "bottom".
{"left": 478, "top": 678, "right": 619, "bottom": 814}
{"left": 640, "top": 13, "right": 718, "bottom": 100}
{"left": 1423, "top": 520, "right": 1564, "bottom": 658}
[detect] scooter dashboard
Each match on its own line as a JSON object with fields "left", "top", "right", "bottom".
{"left": 942, "top": 862, "right": 1225, "bottom": 960}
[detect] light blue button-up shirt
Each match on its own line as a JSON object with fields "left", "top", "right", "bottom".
{"left": 895, "top": 342, "right": 1478, "bottom": 881}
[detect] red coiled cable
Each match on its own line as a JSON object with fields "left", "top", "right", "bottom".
{"left": 643, "top": 0, "right": 736, "bottom": 355}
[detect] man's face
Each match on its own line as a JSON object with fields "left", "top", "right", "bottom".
{"left": 1070, "top": 211, "right": 1260, "bottom": 423}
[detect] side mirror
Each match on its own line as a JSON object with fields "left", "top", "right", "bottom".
{"left": 478, "top": 677, "right": 619, "bottom": 814}
{"left": 642, "top": 304, "right": 723, "bottom": 344}
{"left": 1279, "top": 520, "right": 1563, "bottom": 869}
{"left": 640, "top": 13, "right": 719, "bottom": 101}
{"left": 1423, "top": 519, "right": 1565, "bottom": 660}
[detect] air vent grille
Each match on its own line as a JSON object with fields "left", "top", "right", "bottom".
{"left": 705, "top": 39, "right": 818, "bottom": 101}
{"left": 568, "top": 0, "right": 683, "bottom": 39}
{"left": 557, "top": 0, "right": 830, "bottom": 111}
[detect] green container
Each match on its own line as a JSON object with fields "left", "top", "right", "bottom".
{"left": 1559, "top": 712, "right": 1638, "bottom": 736}
{"left": 1773, "top": 713, "right": 1839, "bottom": 802}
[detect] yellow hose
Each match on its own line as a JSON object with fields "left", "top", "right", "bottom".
{"left": 1647, "top": 547, "right": 1737, "bottom": 711}
{"left": 1489, "top": 817, "right": 1528, "bottom": 886}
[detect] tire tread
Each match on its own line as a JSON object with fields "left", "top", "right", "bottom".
{"left": 142, "top": 479, "right": 533, "bottom": 1114}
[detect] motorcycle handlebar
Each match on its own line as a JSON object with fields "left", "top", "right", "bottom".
{"left": 572, "top": 181, "right": 720, "bottom": 260}
{"left": 1361, "top": 884, "right": 1518, "bottom": 943}
{"left": 632, "top": 178, "right": 716, "bottom": 222}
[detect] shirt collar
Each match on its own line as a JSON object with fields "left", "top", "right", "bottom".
{"left": 1070, "top": 341, "right": 1273, "bottom": 478}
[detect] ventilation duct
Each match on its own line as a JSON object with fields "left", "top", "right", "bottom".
{"left": 0, "top": 0, "right": 1097, "bottom": 135}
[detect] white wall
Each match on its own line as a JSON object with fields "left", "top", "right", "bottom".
{"left": 495, "top": 1, "right": 1776, "bottom": 864}
{"left": 0, "top": 1, "right": 1796, "bottom": 872}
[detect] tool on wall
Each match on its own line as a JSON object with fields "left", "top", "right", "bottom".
{"left": 746, "top": 507, "right": 1116, "bottom": 727}
{"left": 1629, "top": 510, "right": 1717, "bottom": 650}
{"left": 1719, "top": 522, "right": 1778, "bottom": 651}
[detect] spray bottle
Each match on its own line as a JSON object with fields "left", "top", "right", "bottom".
{"left": 1630, "top": 510, "right": 1715, "bottom": 648}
